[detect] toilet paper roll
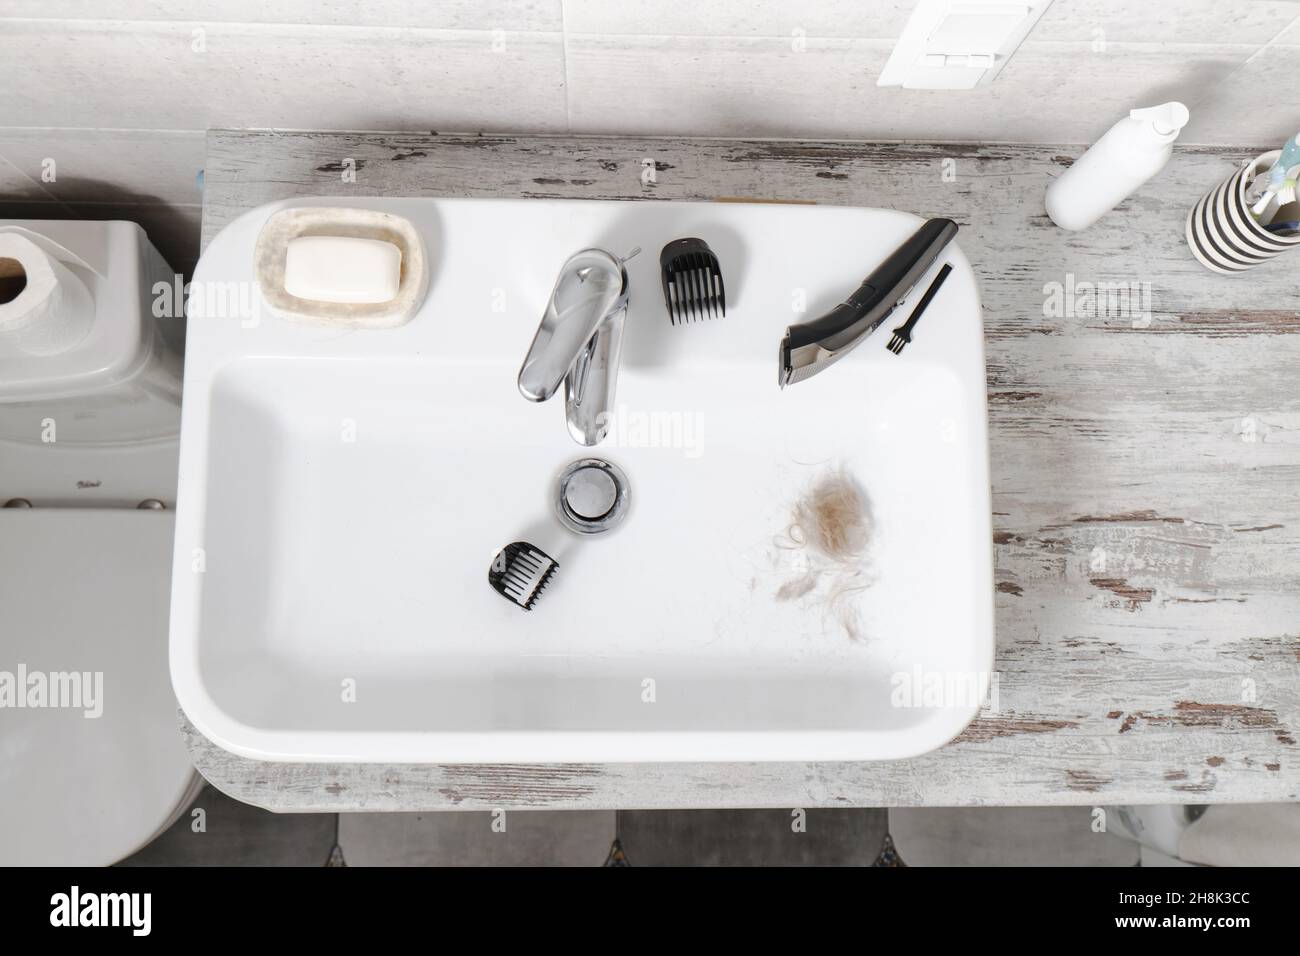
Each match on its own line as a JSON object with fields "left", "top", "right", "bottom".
{"left": 0, "top": 232, "right": 94, "bottom": 356}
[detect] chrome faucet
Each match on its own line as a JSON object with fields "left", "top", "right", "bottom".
{"left": 518, "top": 247, "right": 636, "bottom": 445}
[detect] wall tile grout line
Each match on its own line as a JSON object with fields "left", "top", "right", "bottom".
{"left": 0, "top": 149, "right": 78, "bottom": 213}
{"left": 1181, "top": 9, "right": 1300, "bottom": 115}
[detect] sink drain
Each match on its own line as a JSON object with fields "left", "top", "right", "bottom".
{"left": 556, "top": 458, "right": 630, "bottom": 535}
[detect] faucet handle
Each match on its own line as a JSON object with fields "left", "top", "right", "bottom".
{"left": 518, "top": 249, "right": 626, "bottom": 404}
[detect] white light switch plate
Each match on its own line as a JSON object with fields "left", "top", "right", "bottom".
{"left": 878, "top": 0, "right": 1054, "bottom": 90}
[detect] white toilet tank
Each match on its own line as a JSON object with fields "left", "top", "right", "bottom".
{"left": 0, "top": 219, "right": 182, "bottom": 445}
{"left": 0, "top": 219, "right": 198, "bottom": 864}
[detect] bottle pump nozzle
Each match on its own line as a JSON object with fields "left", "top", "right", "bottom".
{"left": 1130, "top": 102, "right": 1190, "bottom": 137}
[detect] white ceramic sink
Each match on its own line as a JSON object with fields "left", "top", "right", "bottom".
{"left": 170, "top": 197, "right": 993, "bottom": 763}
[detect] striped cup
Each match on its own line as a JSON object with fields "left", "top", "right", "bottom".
{"left": 1186, "top": 149, "right": 1300, "bottom": 274}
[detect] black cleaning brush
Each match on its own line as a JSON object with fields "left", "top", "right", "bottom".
{"left": 887, "top": 262, "right": 952, "bottom": 355}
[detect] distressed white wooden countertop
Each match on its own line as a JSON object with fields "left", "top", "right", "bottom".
{"left": 185, "top": 130, "right": 1300, "bottom": 811}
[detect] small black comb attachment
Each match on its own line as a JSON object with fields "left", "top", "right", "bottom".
{"left": 488, "top": 541, "right": 558, "bottom": 611}
{"left": 660, "top": 237, "right": 726, "bottom": 325}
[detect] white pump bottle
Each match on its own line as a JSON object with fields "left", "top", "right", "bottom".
{"left": 1045, "top": 102, "right": 1190, "bottom": 231}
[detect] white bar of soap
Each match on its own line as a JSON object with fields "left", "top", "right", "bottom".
{"left": 283, "top": 235, "right": 402, "bottom": 304}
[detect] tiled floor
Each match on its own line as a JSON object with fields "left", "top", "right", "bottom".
{"left": 121, "top": 785, "right": 1157, "bottom": 866}
{"left": 119, "top": 786, "right": 337, "bottom": 867}
{"left": 887, "top": 807, "right": 1139, "bottom": 867}
{"left": 616, "top": 809, "right": 890, "bottom": 867}
{"left": 338, "top": 810, "right": 616, "bottom": 867}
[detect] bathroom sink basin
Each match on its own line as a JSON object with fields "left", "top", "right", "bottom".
{"left": 170, "top": 197, "right": 993, "bottom": 763}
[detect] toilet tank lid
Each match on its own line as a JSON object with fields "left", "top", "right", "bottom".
{"left": 0, "top": 220, "right": 170, "bottom": 404}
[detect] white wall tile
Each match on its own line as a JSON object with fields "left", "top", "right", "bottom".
{"left": 561, "top": 0, "right": 1300, "bottom": 46}
{"left": 19, "top": 0, "right": 1294, "bottom": 48}
{"left": 5, "top": 1, "right": 563, "bottom": 31}
{"left": 0, "top": 154, "right": 49, "bottom": 200}
{"left": 564, "top": 34, "right": 1252, "bottom": 142}
{"left": 1035, "top": 0, "right": 1300, "bottom": 45}
{"left": 1182, "top": 43, "right": 1300, "bottom": 147}
{"left": 565, "top": 35, "right": 890, "bottom": 138}
{"left": 0, "top": 21, "right": 567, "bottom": 132}
{"left": 1274, "top": 13, "right": 1300, "bottom": 39}
{"left": 0, "top": 129, "right": 204, "bottom": 205}
{"left": 2, "top": 4, "right": 1292, "bottom": 148}
{"left": 561, "top": 0, "right": 914, "bottom": 38}
{"left": 990, "top": 42, "right": 1253, "bottom": 144}
{"left": 1, "top": 0, "right": 1290, "bottom": 281}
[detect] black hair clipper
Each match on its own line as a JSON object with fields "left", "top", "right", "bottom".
{"left": 779, "top": 218, "right": 957, "bottom": 387}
